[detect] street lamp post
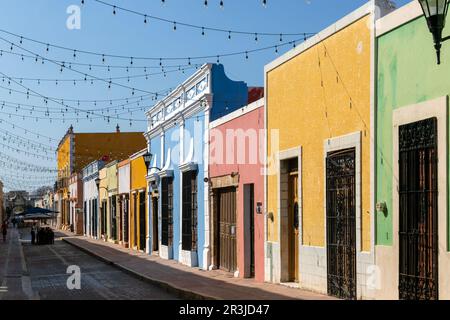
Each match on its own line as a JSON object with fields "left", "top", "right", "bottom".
{"left": 418, "top": 0, "right": 450, "bottom": 64}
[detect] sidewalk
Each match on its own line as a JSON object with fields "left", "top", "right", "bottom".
{"left": 0, "top": 227, "right": 38, "bottom": 300}
{"left": 58, "top": 230, "right": 335, "bottom": 300}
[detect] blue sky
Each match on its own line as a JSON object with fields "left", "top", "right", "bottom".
{"left": 0, "top": 0, "right": 412, "bottom": 191}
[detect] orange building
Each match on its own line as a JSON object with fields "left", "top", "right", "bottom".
{"left": 129, "top": 149, "right": 148, "bottom": 252}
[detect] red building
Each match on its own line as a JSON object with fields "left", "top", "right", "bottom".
{"left": 208, "top": 95, "right": 264, "bottom": 281}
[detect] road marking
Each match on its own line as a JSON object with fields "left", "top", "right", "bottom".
{"left": 47, "top": 244, "right": 113, "bottom": 299}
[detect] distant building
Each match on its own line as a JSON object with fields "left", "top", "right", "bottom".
{"left": 56, "top": 125, "right": 147, "bottom": 230}
{"left": 5, "top": 190, "right": 29, "bottom": 216}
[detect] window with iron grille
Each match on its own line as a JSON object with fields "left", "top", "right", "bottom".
{"left": 161, "top": 177, "right": 173, "bottom": 246}
{"left": 182, "top": 171, "right": 198, "bottom": 251}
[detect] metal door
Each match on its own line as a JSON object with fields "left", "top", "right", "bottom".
{"left": 399, "top": 117, "right": 438, "bottom": 300}
{"left": 217, "top": 187, "right": 237, "bottom": 272}
{"left": 326, "top": 148, "right": 356, "bottom": 300}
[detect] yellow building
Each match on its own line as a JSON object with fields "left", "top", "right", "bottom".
{"left": 56, "top": 125, "right": 147, "bottom": 230}
{"left": 265, "top": 1, "right": 391, "bottom": 299}
{"left": 129, "top": 149, "right": 148, "bottom": 252}
{"left": 99, "top": 161, "right": 119, "bottom": 243}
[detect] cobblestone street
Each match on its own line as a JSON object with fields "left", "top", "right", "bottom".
{"left": 0, "top": 227, "right": 178, "bottom": 300}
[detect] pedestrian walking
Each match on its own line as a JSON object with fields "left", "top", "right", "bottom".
{"left": 1, "top": 221, "right": 7, "bottom": 242}
{"left": 31, "top": 223, "right": 37, "bottom": 245}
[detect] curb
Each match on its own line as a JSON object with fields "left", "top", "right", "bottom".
{"left": 62, "top": 237, "right": 218, "bottom": 300}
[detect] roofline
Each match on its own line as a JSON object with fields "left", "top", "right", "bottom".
{"left": 376, "top": 1, "right": 422, "bottom": 37}
{"left": 129, "top": 148, "right": 147, "bottom": 160}
{"left": 118, "top": 159, "right": 130, "bottom": 167}
{"left": 145, "top": 63, "right": 213, "bottom": 116}
{"left": 264, "top": 0, "right": 383, "bottom": 74}
{"left": 209, "top": 97, "right": 264, "bottom": 129}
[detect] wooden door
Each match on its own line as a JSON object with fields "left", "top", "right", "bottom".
{"left": 217, "top": 187, "right": 237, "bottom": 272}
{"left": 288, "top": 173, "right": 299, "bottom": 282}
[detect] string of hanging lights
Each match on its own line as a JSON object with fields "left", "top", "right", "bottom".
{"left": 84, "top": 1, "right": 301, "bottom": 42}
{"left": 0, "top": 117, "right": 58, "bottom": 142}
{"left": 0, "top": 97, "right": 151, "bottom": 115}
{"left": 0, "top": 53, "right": 202, "bottom": 84}
{"left": 0, "top": 28, "right": 310, "bottom": 64}
{"left": 0, "top": 33, "right": 307, "bottom": 112}
{"left": 0, "top": 47, "right": 203, "bottom": 71}
{"left": 92, "top": 0, "right": 269, "bottom": 9}
{"left": 0, "top": 128, "right": 55, "bottom": 152}
{"left": 0, "top": 152, "right": 56, "bottom": 170}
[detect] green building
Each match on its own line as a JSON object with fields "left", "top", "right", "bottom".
{"left": 375, "top": 1, "right": 450, "bottom": 300}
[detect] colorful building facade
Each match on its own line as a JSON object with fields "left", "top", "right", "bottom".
{"left": 129, "top": 149, "right": 148, "bottom": 252}
{"left": 118, "top": 159, "right": 131, "bottom": 248}
{"left": 264, "top": 1, "right": 392, "bottom": 299}
{"left": 375, "top": 1, "right": 450, "bottom": 300}
{"left": 209, "top": 97, "right": 265, "bottom": 281}
{"left": 56, "top": 125, "right": 147, "bottom": 230}
{"left": 82, "top": 160, "right": 104, "bottom": 239}
{"left": 145, "top": 63, "right": 249, "bottom": 269}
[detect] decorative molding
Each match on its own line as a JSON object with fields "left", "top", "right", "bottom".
{"left": 210, "top": 174, "right": 239, "bottom": 189}
{"left": 158, "top": 170, "right": 174, "bottom": 178}
{"left": 209, "top": 98, "right": 264, "bottom": 129}
{"left": 179, "top": 162, "right": 198, "bottom": 173}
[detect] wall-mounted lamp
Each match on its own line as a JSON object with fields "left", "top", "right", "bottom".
{"left": 376, "top": 202, "right": 388, "bottom": 217}
{"left": 418, "top": 0, "right": 450, "bottom": 64}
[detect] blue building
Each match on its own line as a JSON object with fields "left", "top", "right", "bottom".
{"left": 144, "top": 63, "right": 248, "bottom": 269}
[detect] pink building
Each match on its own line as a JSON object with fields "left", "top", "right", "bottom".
{"left": 208, "top": 96, "right": 264, "bottom": 282}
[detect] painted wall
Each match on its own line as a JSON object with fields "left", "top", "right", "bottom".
{"left": 163, "top": 125, "right": 181, "bottom": 260}
{"left": 376, "top": 14, "right": 450, "bottom": 247}
{"left": 210, "top": 64, "right": 248, "bottom": 121}
{"left": 267, "top": 16, "right": 372, "bottom": 249}
{"left": 118, "top": 161, "right": 130, "bottom": 195}
{"left": 130, "top": 155, "right": 147, "bottom": 250}
{"left": 73, "top": 132, "right": 146, "bottom": 173}
{"left": 83, "top": 178, "right": 98, "bottom": 237}
{"left": 209, "top": 102, "right": 265, "bottom": 281}
{"left": 57, "top": 136, "right": 71, "bottom": 180}
{"left": 375, "top": 7, "right": 450, "bottom": 299}
{"left": 145, "top": 63, "right": 249, "bottom": 269}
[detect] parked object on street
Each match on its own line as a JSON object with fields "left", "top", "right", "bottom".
{"left": 36, "top": 227, "right": 55, "bottom": 245}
